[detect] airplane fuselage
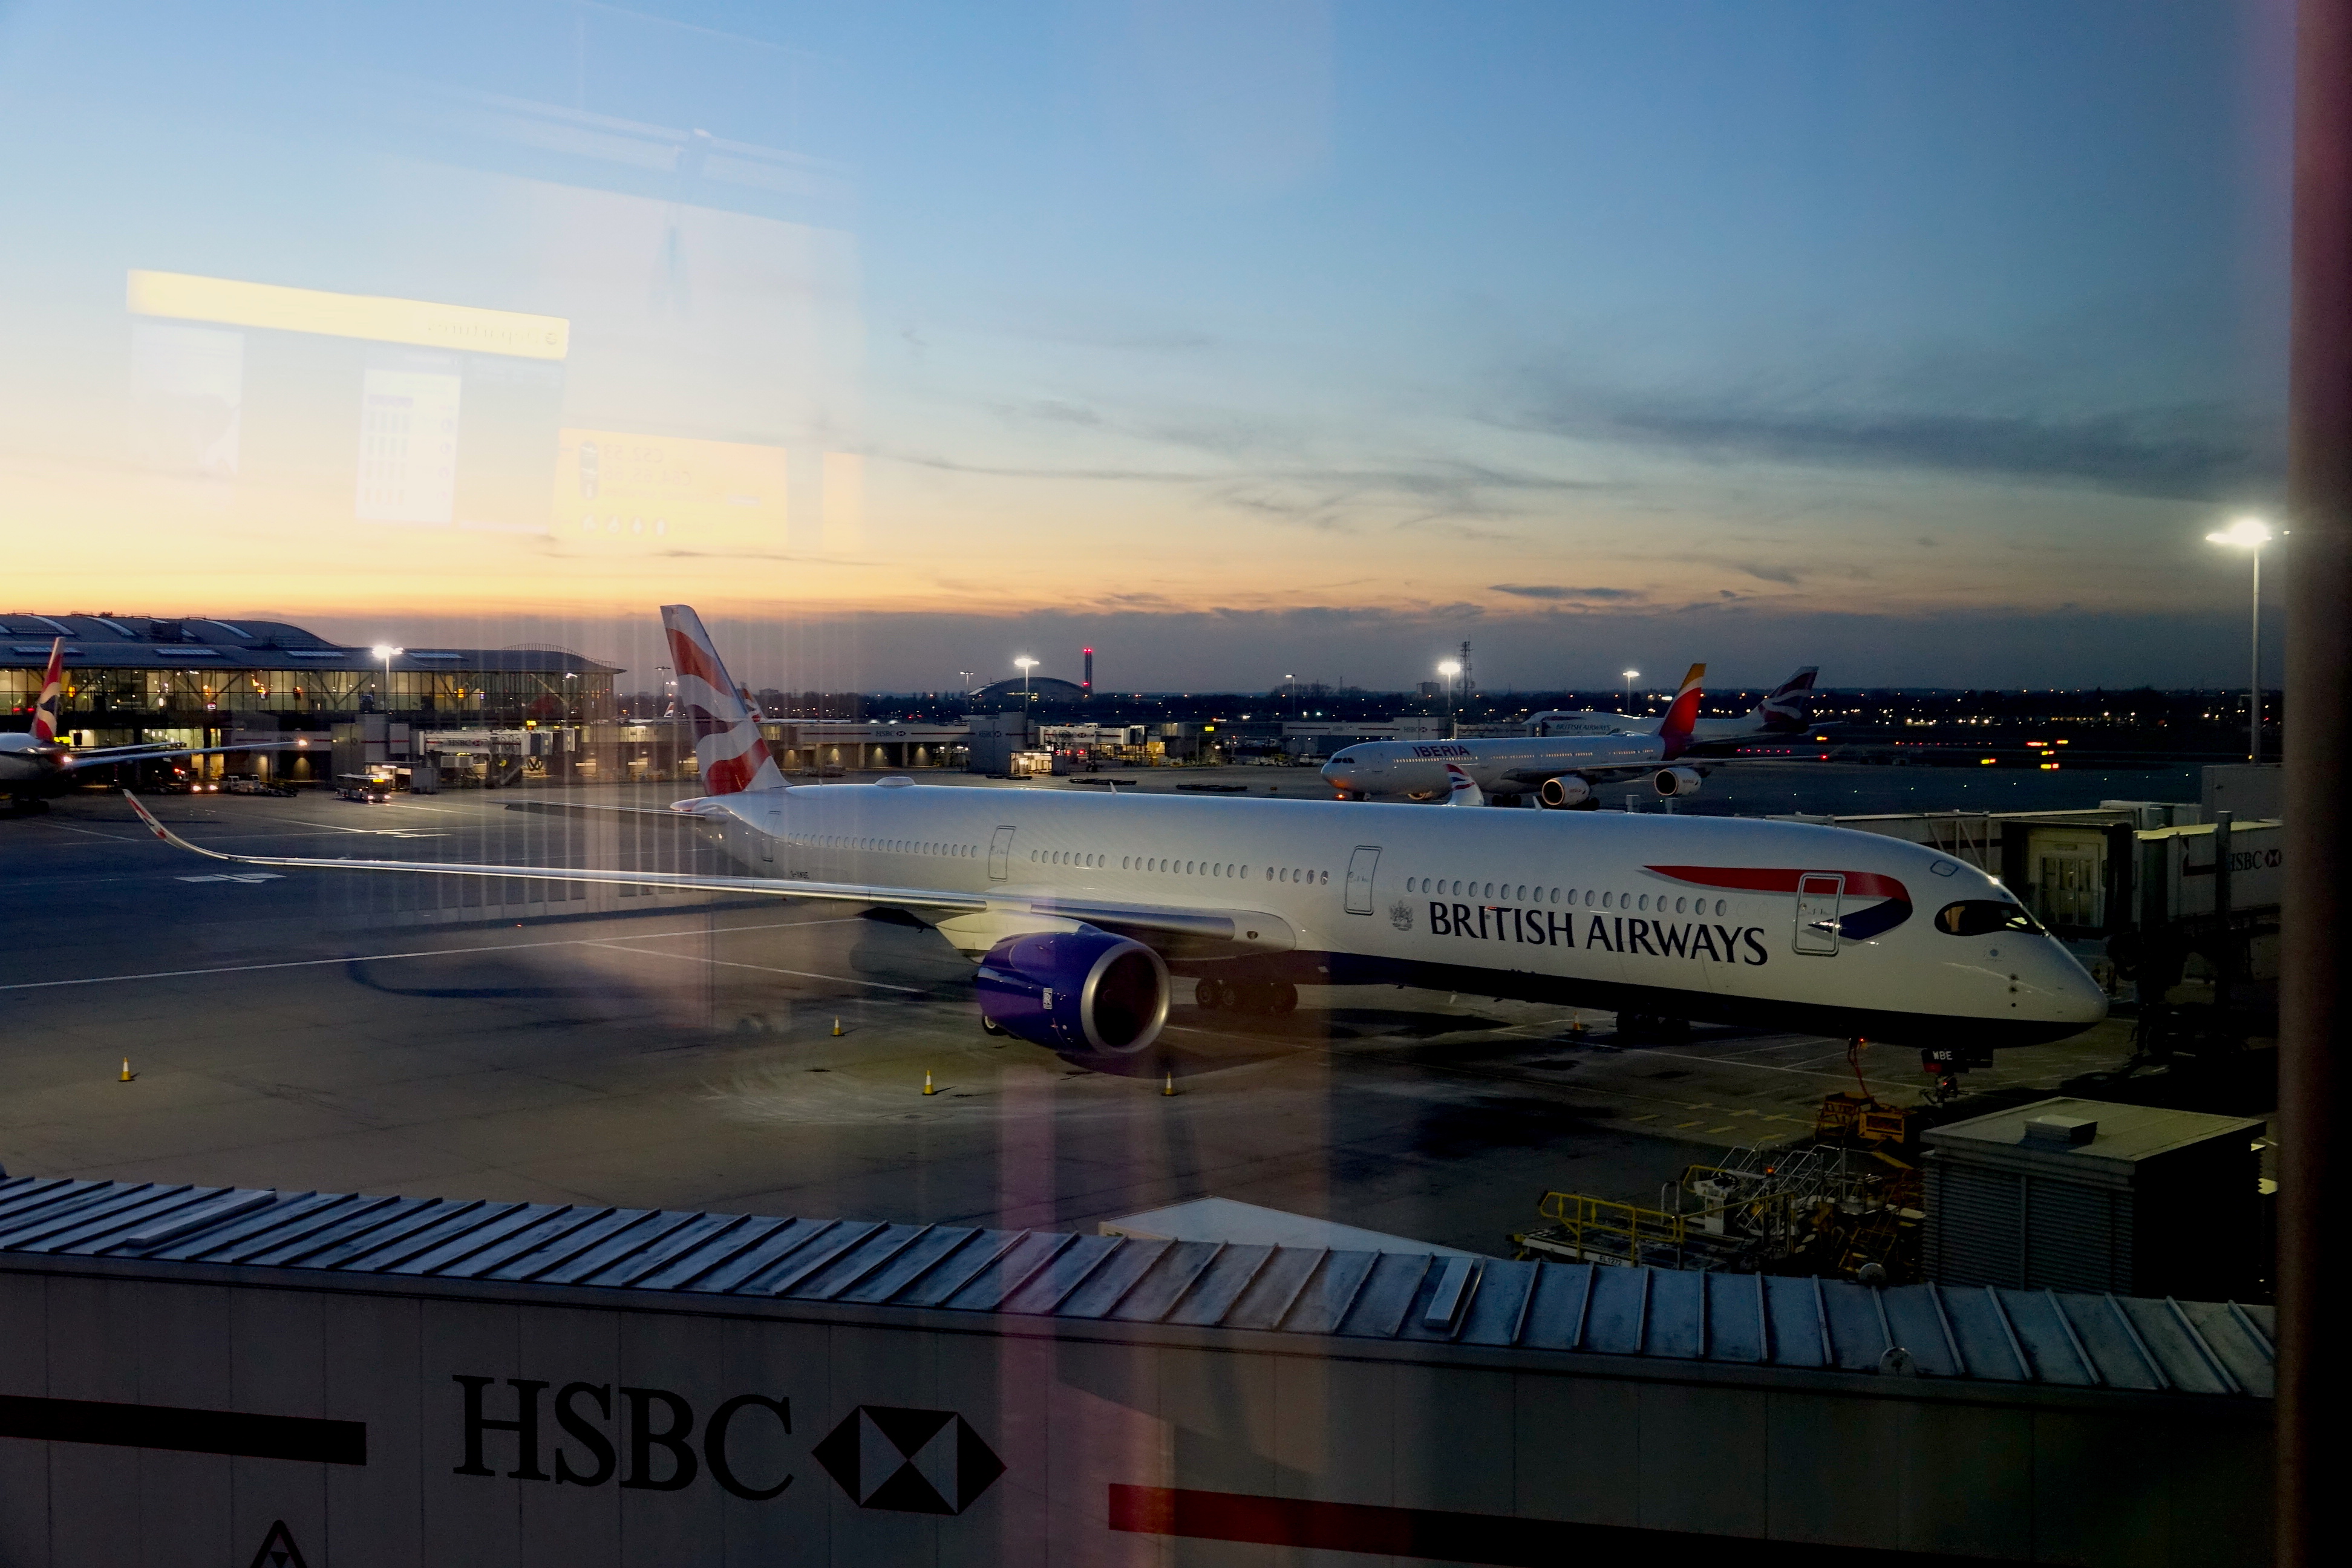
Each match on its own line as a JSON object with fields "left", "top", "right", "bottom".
{"left": 690, "top": 781, "right": 2105, "bottom": 1048}
{"left": 1320, "top": 734, "right": 1673, "bottom": 799}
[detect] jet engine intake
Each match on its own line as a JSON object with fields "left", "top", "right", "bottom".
{"left": 973, "top": 926, "right": 1170, "bottom": 1054}
{"left": 1653, "top": 766, "right": 1704, "bottom": 797}
{"left": 1538, "top": 775, "right": 1592, "bottom": 809}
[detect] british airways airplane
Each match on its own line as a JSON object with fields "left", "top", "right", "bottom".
{"left": 2, "top": 639, "right": 294, "bottom": 807}
{"left": 123, "top": 606, "right": 2104, "bottom": 1061}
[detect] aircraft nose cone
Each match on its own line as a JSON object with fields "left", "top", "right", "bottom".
{"left": 1319, "top": 759, "right": 1352, "bottom": 787}
{"left": 2059, "top": 958, "right": 2111, "bottom": 1026}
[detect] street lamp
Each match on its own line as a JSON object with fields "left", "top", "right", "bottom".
{"left": 1622, "top": 668, "right": 1639, "bottom": 709}
{"left": 371, "top": 644, "right": 402, "bottom": 716}
{"left": 1014, "top": 656, "right": 1038, "bottom": 702}
{"left": 2204, "top": 517, "right": 2274, "bottom": 762}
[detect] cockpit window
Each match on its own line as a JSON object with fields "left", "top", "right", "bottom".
{"left": 1933, "top": 900, "right": 2043, "bottom": 936}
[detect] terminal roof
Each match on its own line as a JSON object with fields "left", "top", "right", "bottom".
{"left": 0, "top": 1177, "right": 2272, "bottom": 1400}
{"left": 0, "top": 615, "right": 615, "bottom": 674}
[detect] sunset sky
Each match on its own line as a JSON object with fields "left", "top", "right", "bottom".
{"left": 0, "top": 1, "right": 2296, "bottom": 692}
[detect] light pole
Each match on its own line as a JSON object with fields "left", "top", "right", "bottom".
{"left": 2205, "top": 517, "right": 2274, "bottom": 762}
{"left": 1622, "top": 668, "right": 1639, "bottom": 711}
{"left": 1014, "top": 656, "right": 1037, "bottom": 704}
{"left": 371, "top": 644, "right": 402, "bottom": 717}
{"left": 1437, "top": 659, "right": 1462, "bottom": 731}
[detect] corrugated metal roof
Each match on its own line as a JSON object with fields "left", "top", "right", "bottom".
{"left": 0, "top": 1177, "right": 2272, "bottom": 1399}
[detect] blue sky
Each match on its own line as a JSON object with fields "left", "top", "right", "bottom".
{"left": 0, "top": 1, "right": 2298, "bottom": 690}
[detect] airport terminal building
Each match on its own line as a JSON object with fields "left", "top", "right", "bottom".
{"left": 0, "top": 613, "right": 617, "bottom": 778}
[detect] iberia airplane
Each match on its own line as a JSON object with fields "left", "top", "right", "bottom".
{"left": 123, "top": 607, "right": 2105, "bottom": 1059}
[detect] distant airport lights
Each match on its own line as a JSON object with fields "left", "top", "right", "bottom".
{"left": 1014, "top": 656, "right": 1038, "bottom": 702}
{"left": 2204, "top": 516, "right": 2275, "bottom": 764}
{"left": 1623, "top": 668, "right": 1639, "bottom": 707}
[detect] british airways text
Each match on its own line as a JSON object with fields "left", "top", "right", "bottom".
{"left": 1427, "top": 902, "right": 1770, "bottom": 964}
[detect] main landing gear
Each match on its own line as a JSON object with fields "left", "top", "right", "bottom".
{"left": 1194, "top": 977, "right": 1299, "bottom": 1016}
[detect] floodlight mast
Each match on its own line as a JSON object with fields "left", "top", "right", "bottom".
{"left": 371, "top": 644, "right": 403, "bottom": 717}
{"left": 2205, "top": 517, "right": 2273, "bottom": 762}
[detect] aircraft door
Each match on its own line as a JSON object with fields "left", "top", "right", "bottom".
{"left": 1794, "top": 873, "right": 1843, "bottom": 955}
{"left": 1345, "top": 846, "right": 1381, "bottom": 915}
{"left": 988, "top": 826, "right": 1017, "bottom": 882}
{"left": 762, "top": 806, "right": 779, "bottom": 861}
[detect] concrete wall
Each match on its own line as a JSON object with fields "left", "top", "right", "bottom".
{"left": 0, "top": 1265, "right": 2272, "bottom": 1567}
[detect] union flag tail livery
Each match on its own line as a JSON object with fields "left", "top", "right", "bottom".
{"left": 32, "top": 639, "right": 64, "bottom": 742}
{"left": 1658, "top": 663, "right": 1705, "bottom": 759}
{"left": 1757, "top": 666, "right": 1818, "bottom": 733}
{"left": 659, "top": 606, "right": 784, "bottom": 795}
{"left": 1442, "top": 762, "right": 1485, "bottom": 807}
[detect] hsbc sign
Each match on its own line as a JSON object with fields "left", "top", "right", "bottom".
{"left": 451, "top": 1377, "right": 1002, "bottom": 1515}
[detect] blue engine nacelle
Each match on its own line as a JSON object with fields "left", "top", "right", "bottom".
{"left": 973, "top": 926, "right": 1171, "bottom": 1054}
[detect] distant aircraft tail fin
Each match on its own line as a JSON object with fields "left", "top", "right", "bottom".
{"left": 32, "top": 638, "right": 63, "bottom": 743}
{"left": 1754, "top": 665, "right": 1818, "bottom": 732}
{"left": 1442, "top": 763, "right": 1486, "bottom": 807}
{"left": 1659, "top": 662, "right": 1706, "bottom": 759}
{"left": 659, "top": 606, "right": 784, "bottom": 794}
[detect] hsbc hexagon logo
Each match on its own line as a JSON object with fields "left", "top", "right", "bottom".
{"left": 813, "top": 1405, "right": 1004, "bottom": 1515}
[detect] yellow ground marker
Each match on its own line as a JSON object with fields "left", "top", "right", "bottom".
{"left": 923, "top": 1070, "right": 936, "bottom": 1095}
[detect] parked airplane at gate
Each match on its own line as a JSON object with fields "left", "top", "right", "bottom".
{"left": 2, "top": 639, "right": 295, "bottom": 808}
{"left": 1321, "top": 664, "right": 1719, "bottom": 806}
{"left": 1527, "top": 665, "right": 1819, "bottom": 742}
{"left": 122, "top": 607, "right": 2103, "bottom": 1060}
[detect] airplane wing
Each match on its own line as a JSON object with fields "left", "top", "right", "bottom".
{"left": 57, "top": 739, "right": 301, "bottom": 771}
{"left": 505, "top": 799, "right": 703, "bottom": 821}
{"left": 125, "top": 789, "right": 987, "bottom": 915}
{"left": 122, "top": 791, "right": 1290, "bottom": 948}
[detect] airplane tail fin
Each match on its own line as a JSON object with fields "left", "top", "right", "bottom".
{"left": 1753, "top": 665, "right": 1818, "bottom": 732}
{"left": 1659, "top": 662, "right": 1706, "bottom": 759}
{"left": 659, "top": 606, "right": 784, "bottom": 795}
{"left": 1442, "top": 763, "right": 1486, "bottom": 807}
{"left": 32, "top": 638, "right": 64, "bottom": 743}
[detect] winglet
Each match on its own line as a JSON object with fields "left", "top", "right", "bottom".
{"left": 122, "top": 790, "right": 235, "bottom": 861}
{"left": 1443, "top": 763, "right": 1486, "bottom": 808}
{"left": 1659, "top": 662, "right": 1706, "bottom": 759}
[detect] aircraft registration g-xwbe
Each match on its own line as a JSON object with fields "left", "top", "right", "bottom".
{"left": 123, "top": 606, "right": 2105, "bottom": 1063}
